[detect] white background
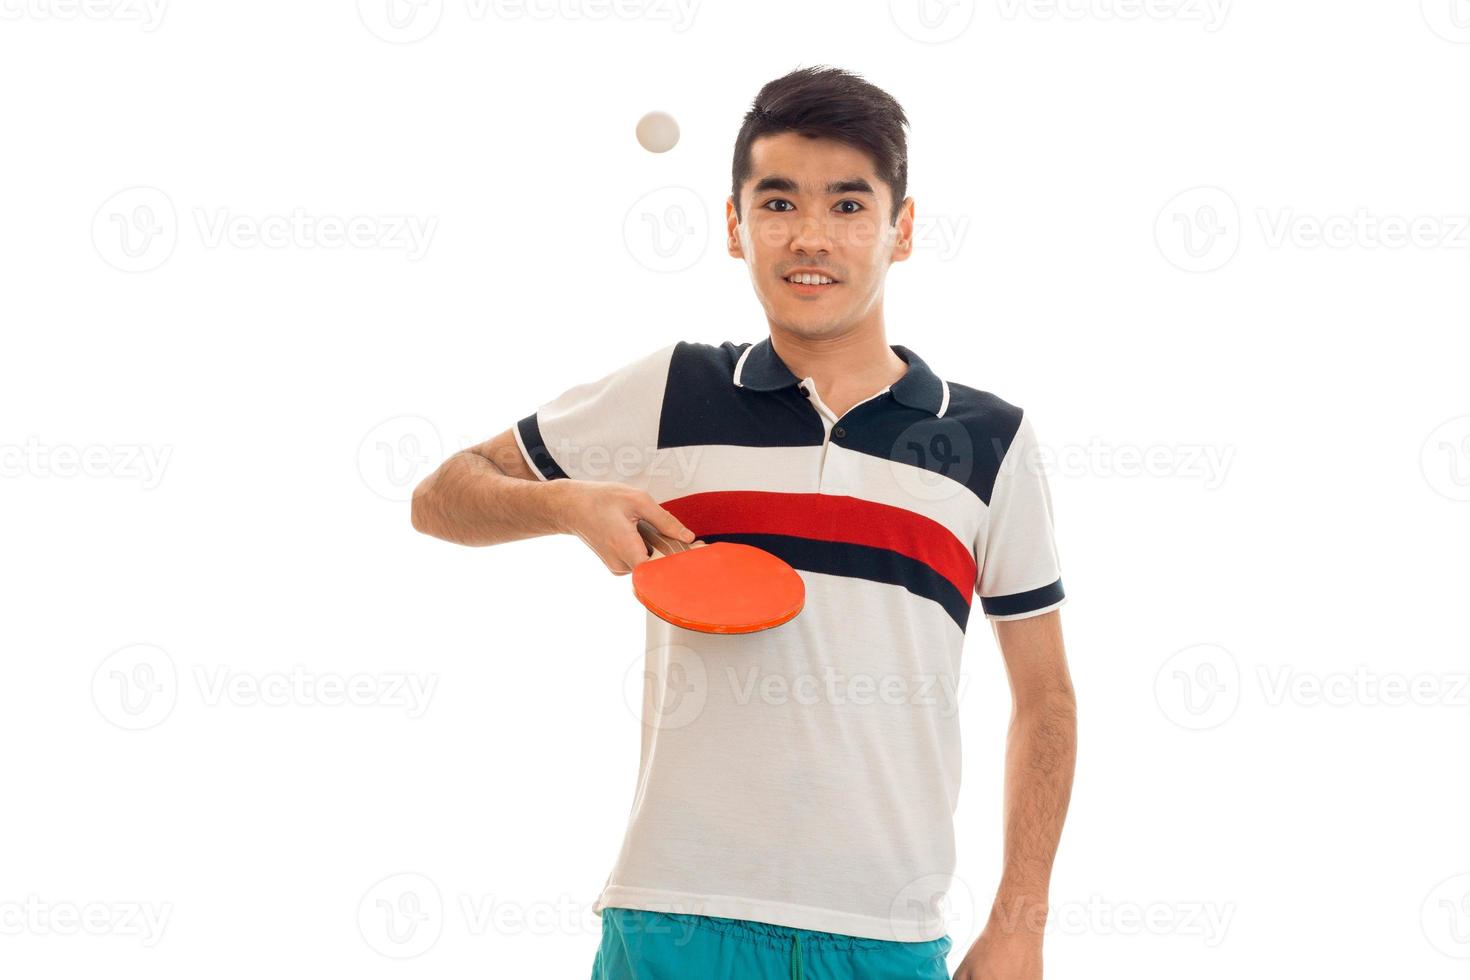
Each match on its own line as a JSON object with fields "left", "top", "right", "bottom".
{"left": 3, "top": 1, "right": 1469, "bottom": 977}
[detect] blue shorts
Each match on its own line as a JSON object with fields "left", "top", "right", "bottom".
{"left": 590, "top": 906, "right": 952, "bottom": 979}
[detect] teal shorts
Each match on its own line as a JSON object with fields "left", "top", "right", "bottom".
{"left": 590, "top": 906, "right": 952, "bottom": 979}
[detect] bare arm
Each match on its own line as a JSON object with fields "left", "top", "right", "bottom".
{"left": 409, "top": 427, "right": 697, "bottom": 573}
{"left": 955, "top": 609, "right": 1076, "bottom": 980}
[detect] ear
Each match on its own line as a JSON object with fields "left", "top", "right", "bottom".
{"left": 726, "top": 196, "right": 744, "bottom": 258}
{"left": 890, "top": 196, "right": 916, "bottom": 264}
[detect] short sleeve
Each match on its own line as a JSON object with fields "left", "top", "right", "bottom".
{"left": 512, "top": 342, "right": 677, "bottom": 486}
{"left": 976, "top": 413, "right": 1066, "bottom": 620}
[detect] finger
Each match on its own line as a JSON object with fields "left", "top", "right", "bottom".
{"left": 619, "top": 523, "right": 660, "bottom": 571}
{"left": 631, "top": 518, "right": 679, "bottom": 561}
{"left": 640, "top": 500, "right": 696, "bottom": 544}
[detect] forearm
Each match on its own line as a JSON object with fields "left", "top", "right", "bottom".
{"left": 410, "top": 450, "right": 570, "bottom": 546}
{"left": 991, "top": 688, "right": 1077, "bottom": 933}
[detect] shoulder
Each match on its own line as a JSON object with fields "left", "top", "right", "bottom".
{"left": 658, "top": 340, "right": 748, "bottom": 388}
{"left": 942, "top": 381, "right": 1029, "bottom": 456}
{"left": 669, "top": 339, "right": 744, "bottom": 370}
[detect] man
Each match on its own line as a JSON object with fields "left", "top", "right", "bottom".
{"left": 411, "top": 66, "right": 1076, "bottom": 980}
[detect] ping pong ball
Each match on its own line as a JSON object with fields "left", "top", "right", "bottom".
{"left": 636, "top": 111, "right": 680, "bottom": 153}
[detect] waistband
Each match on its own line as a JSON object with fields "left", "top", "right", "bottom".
{"left": 612, "top": 907, "right": 902, "bottom": 952}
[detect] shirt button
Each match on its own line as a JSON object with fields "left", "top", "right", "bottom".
{"left": 832, "top": 426, "right": 846, "bottom": 439}
{"left": 798, "top": 385, "right": 809, "bottom": 396}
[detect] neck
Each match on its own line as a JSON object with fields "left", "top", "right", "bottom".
{"left": 766, "top": 323, "right": 909, "bottom": 416}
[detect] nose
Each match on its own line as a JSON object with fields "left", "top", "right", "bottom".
{"left": 789, "top": 214, "right": 833, "bottom": 256}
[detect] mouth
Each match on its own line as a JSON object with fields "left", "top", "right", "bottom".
{"left": 781, "top": 273, "right": 840, "bottom": 294}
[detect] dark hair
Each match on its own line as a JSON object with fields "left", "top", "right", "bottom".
{"left": 731, "top": 66, "right": 911, "bottom": 226}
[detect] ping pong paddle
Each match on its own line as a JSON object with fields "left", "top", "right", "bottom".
{"left": 632, "top": 518, "right": 805, "bottom": 634}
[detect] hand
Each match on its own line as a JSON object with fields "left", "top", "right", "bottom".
{"left": 555, "top": 480, "right": 699, "bottom": 575}
{"left": 951, "top": 925, "right": 1043, "bottom": 980}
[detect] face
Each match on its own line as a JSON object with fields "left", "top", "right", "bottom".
{"left": 727, "top": 132, "right": 914, "bottom": 341}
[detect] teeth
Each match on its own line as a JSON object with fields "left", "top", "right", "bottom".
{"left": 788, "top": 274, "right": 835, "bottom": 285}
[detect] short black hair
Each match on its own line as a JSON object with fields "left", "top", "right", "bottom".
{"left": 731, "top": 66, "right": 911, "bottom": 226}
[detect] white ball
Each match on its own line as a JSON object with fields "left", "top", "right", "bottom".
{"left": 636, "top": 111, "right": 680, "bottom": 153}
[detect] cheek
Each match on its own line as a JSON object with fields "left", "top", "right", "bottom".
{"left": 748, "top": 218, "right": 793, "bottom": 252}
{"left": 843, "top": 219, "right": 887, "bottom": 253}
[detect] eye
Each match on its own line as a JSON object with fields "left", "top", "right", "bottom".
{"left": 762, "top": 199, "right": 794, "bottom": 213}
{"left": 835, "top": 200, "right": 864, "bottom": 214}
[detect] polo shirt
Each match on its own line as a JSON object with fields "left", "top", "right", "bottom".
{"left": 512, "top": 337, "right": 1065, "bottom": 943}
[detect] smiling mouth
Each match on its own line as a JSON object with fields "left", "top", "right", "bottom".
{"left": 782, "top": 274, "right": 840, "bottom": 290}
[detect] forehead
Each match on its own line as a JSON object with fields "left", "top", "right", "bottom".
{"left": 744, "top": 132, "right": 885, "bottom": 200}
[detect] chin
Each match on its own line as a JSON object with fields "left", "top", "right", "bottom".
{"left": 774, "top": 317, "right": 845, "bottom": 340}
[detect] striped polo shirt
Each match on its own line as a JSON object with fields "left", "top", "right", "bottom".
{"left": 513, "top": 337, "right": 1065, "bottom": 942}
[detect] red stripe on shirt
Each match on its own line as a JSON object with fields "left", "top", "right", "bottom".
{"left": 662, "top": 490, "right": 977, "bottom": 601}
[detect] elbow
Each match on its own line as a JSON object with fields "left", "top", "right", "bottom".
{"left": 1014, "top": 684, "right": 1076, "bottom": 721}
{"left": 410, "top": 483, "right": 437, "bottom": 538}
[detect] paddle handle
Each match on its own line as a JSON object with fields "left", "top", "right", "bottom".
{"left": 635, "top": 518, "right": 691, "bottom": 558}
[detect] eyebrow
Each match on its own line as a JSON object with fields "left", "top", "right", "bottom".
{"left": 751, "top": 175, "right": 877, "bottom": 197}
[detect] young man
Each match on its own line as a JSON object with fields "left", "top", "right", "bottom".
{"left": 412, "top": 66, "right": 1076, "bottom": 980}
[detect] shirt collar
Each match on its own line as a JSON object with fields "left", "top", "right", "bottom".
{"left": 732, "top": 336, "right": 950, "bottom": 418}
